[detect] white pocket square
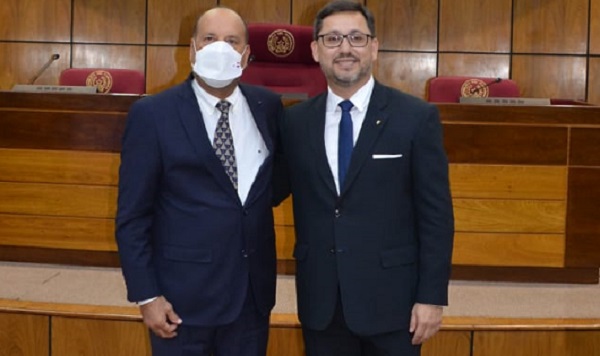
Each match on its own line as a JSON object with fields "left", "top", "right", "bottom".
{"left": 372, "top": 154, "right": 403, "bottom": 159}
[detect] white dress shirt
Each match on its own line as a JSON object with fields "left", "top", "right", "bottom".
{"left": 191, "top": 80, "right": 268, "bottom": 205}
{"left": 324, "top": 76, "right": 375, "bottom": 194}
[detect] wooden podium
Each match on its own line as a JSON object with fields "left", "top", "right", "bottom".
{"left": 1, "top": 91, "right": 599, "bottom": 283}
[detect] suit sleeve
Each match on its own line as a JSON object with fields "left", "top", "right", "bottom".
{"left": 411, "top": 104, "right": 454, "bottom": 306}
{"left": 272, "top": 103, "right": 291, "bottom": 206}
{"left": 115, "top": 99, "right": 162, "bottom": 302}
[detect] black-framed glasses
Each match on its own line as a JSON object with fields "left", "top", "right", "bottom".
{"left": 318, "top": 32, "right": 373, "bottom": 48}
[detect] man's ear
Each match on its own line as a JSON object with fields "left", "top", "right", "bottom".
{"left": 189, "top": 39, "right": 197, "bottom": 64}
{"left": 311, "top": 41, "right": 319, "bottom": 63}
{"left": 241, "top": 45, "right": 251, "bottom": 69}
{"left": 370, "top": 37, "right": 379, "bottom": 62}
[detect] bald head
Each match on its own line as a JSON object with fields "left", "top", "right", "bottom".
{"left": 193, "top": 7, "right": 249, "bottom": 44}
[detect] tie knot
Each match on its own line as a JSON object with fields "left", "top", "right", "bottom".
{"left": 216, "top": 100, "right": 231, "bottom": 114}
{"left": 338, "top": 100, "right": 353, "bottom": 112}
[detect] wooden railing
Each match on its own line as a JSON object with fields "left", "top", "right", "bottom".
{"left": 1, "top": 298, "right": 599, "bottom": 356}
{"left": 1, "top": 91, "right": 599, "bottom": 283}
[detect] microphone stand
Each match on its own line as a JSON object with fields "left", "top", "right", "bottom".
{"left": 28, "top": 54, "right": 60, "bottom": 85}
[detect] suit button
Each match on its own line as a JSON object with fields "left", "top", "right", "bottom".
{"left": 242, "top": 249, "right": 248, "bottom": 258}
{"left": 329, "top": 248, "right": 336, "bottom": 254}
{"left": 334, "top": 209, "right": 340, "bottom": 218}
{"left": 243, "top": 209, "right": 249, "bottom": 216}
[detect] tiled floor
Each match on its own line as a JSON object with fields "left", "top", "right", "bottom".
{"left": 1, "top": 262, "right": 599, "bottom": 318}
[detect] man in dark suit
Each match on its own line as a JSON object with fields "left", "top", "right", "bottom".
{"left": 116, "top": 7, "right": 282, "bottom": 356}
{"left": 276, "top": 1, "right": 454, "bottom": 355}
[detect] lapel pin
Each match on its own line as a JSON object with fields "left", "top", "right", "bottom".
{"left": 376, "top": 120, "right": 382, "bottom": 125}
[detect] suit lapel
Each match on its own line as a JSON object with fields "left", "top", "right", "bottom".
{"left": 176, "top": 78, "right": 241, "bottom": 203}
{"left": 306, "top": 94, "right": 338, "bottom": 195}
{"left": 340, "top": 83, "right": 389, "bottom": 196}
{"left": 239, "top": 85, "right": 272, "bottom": 206}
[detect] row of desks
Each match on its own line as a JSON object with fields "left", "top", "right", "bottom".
{"left": 0, "top": 91, "right": 599, "bottom": 283}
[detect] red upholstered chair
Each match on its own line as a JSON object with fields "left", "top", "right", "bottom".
{"left": 241, "top": 23, "right": 327, "bottom": 98}
{"left": 427, "top": 76, "right": 520, "bottom": 103}
{"left": 59, "top": 68, "right": 145, "bottom": 94}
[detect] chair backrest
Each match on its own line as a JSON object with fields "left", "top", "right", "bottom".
{"left": 427, "top": 76, "right": 520, "bottom": 103}
{"left": 59, "top": 68, "right": 145, "bottom": 94}
{"left": 241, "top": 23, "right": 327, "bottom": 98}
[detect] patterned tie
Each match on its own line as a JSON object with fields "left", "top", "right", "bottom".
{"left": 338, "top": 100, "right": 354, "bottom": 189}
{"left": 214, "top": 100, "right": 238, "bottom": 189}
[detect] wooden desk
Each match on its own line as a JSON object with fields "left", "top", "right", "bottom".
{"left": 1, "top": 92, "right": 599, "bottom": 283}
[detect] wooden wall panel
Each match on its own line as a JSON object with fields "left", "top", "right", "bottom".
{"left": 439, "top": 0, "right": 511, "bottom": 52}
{"left": 473, "top": 330, "right": 600, "bottom": 356}
{"left": 0, "top": 149, "right": 119, "bottom": 185}
{"left": 72, "top": 45, "right": 146, "bottom": 71}
{"left": 370, "top": 0, "right": 438, "bottom": 51}
{"left": 437, "top": 54, "right": 510, "bottom": 79}
{"left": 422, "top": 331, "right": 471, "bottom": 356}
{"left": 267, "top": 327, "right": 305, "bottom": 356}
{"left": 0, "top": 215, "right": 116, "bottom": 251}
{"left": 146, "top": 46, "right": 191, "bottom": 94}
{"left": 452, "top": 232, "right": 564, "bottom": 267}
{"left": 0, "top": 246, "right": 120, "bottom": 267}
{"left": 512, "top": 55, "right": 587, "bottom": 100}
{"left": 0, "top": 182, "right": 116, "bottom": 218}
{"left": 375, "top": 52, "right": 437, "bottom": 99}
{"left": 0, "top": 0, "right": 71, "bottom": 42}
{"left": 147, "top": 0, "right": 215, "bottom": 45}
{"left": 292, "top": 0, "right": 363, "bottom": 25}
{"left": 274, "top": 197, "right": 294, "bottom": 226}
{"left": 565, "top": 168, "right": 600, "bottom": 267}
{"left": 588, "top": 57, "right": 600, "bottom": 105}
{"left": 443, "top": 125, "right": 567, "bottom": 165}
{"left": 449, "top": 165, "right": 567, "bottom": 200}
{"left": 453, "top": 199, "right": 565, "bottom": 234}
{"left": 570, "top": 128, "right": 600, "bottom": 167}
{"left": 52, "top": 317, "right": 151, "bottom": 356}
{"left": 513, "top": 0, "right": 589, "bottom": 54}
{"left": 72, "top": 0, "right": 146, "bottom": 44}
{"left": 223, "top": 0, "right": 291, "bottom": 24}
{"left": 0, "top": 43, "right": 71, "bottom": 90}
{"left": 275, "top": 225, "right": 295, "bottom": 260}
{"left": 0, "top": 312, "right": 49, "bottom": 356}
{"left": 592, "top": 0, "right": 600, "bottom": 54}
{"left": 0, "top": 111, "right": 125, "bottom": 152}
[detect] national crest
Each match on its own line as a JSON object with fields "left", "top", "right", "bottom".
{"left": 267, "top": 29, "right": 295, "bottom": 58}
{"left": 86, "top": 70, "right": 113, "bottom": 94}
{"left": 461, "top": 78, "right": 489, "bottom": 98}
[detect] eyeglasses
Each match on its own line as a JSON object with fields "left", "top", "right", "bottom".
{"left": 317, "top": 32, "right": 373, "bottom": 48}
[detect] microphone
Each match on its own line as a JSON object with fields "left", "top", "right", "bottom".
{"left": 471, "top": 77, "right": 502, "bottom": 94}
{"left": 28, "top": 53, "right": 60, "bottom": 85}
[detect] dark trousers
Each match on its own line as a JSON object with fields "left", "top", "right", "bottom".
{"left": 303, "top": 293, "right": 421, "bottom": 356}
{"left": 150, "top": 291, "right": 269, "bottom": 356}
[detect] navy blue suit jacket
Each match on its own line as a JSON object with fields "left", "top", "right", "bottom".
{"left": 279, "top": 82, "right": 454, "bottom": 336}
{"left": 116, "top": 77, "right": 283, "bottom": 326}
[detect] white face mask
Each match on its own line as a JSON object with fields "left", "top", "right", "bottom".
{"left": 192, "top": 41, "right": 245, "bottom": 88}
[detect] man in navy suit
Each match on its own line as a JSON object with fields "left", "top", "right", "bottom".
{"left": 275, "top": 1, "right": 454, "bottom": 355}
{"left": 116, "top": 7, "right": 282, "bottom": 356}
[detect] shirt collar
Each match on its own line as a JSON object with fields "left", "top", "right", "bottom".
{"left": 326, "top": 76, "right": 375, "bottom": 113}
{"left": 191, "top": 78, "right": 242, "bottom": 113}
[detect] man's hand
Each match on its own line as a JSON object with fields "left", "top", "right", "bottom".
{"left": 140, "top": 296, "right": 183, "bottom": 338}
{"left": 409, "top": 303, "right": 443, "bottom": 345}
